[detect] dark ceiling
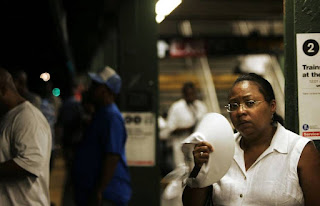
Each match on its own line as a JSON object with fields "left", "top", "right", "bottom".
{"left": 158, "top": 0, "right": 284, "bottom": 37}
{"left": 0, "top": 0, "right": 121, "bottom": 97}
{"left": 0, "top": 1, "right": 59, "bottom": 69}
{"left": 0, "top": 0, "right": 283, "bottom": 96}
{"left": 0, "top": 0, "right": 121, "bottom": 70}
{"left": 157, "top": 0, "right": 284, "bottom": 62}
{"left": 163, "top": 0, "right": 283, "bottom": 21}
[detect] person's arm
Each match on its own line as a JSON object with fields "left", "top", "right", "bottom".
{"left": 298, "top": 141, "right": 320, "bottom": 206}
{"left": 183, "top": 141, "right": 214, "bottom": 206}
{"left": 88, "top": 153, "right": 120, "bottom": 206}
{"left": 3, "top": 108, "right": 51, "bottom": 181}
{"left": 183, "top": 185, "right": 212, "bottom": 206}
{"left": 171, "top": 125, "right": 195, "bottom": 136}
{"left": 0, "top": 159, "right": 35, "bottom": 181}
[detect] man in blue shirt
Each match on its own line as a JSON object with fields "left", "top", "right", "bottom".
{"left": 73, "top": 66, "right": 131, "bottom": 206}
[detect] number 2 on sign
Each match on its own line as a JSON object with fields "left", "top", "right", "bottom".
{"left": 308, "top": 43, "right": 315, "bottom": 53}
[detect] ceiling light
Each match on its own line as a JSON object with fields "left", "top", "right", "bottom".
{"left": 40, "top": 72, "right": 50, "bottom": 81}
{"left": 156, "top": 14, "right": 165, "bottom": 23}
{"left": 155, "top": 0, "right": 182, "bottom": 23}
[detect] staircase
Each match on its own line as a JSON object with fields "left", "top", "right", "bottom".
{"left": 158, "top": 58, "right": 198, "bottom": 116}
{"left": 158, "top": 55, "right": 240, "bottom": 125}
{"left": 207, "top": 55, "right": 240, "bottom": 123}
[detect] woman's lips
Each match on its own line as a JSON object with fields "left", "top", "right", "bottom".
{"left": 237, "top": 120, "right": 250, "bottom": 127}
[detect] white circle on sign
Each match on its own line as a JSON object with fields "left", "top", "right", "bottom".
{"left": 40, "top": 72, "right": 50, "bottom": 81}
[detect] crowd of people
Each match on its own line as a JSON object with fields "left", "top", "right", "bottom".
{"left": 1, "top": 63, "right": 320, "bottom": 206}
{"left": 0, "top": 66, "right": 131, "bottom": 206}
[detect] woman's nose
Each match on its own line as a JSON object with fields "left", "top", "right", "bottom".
{"left": 236, "top": 103, "right": 247, "bottom": 114}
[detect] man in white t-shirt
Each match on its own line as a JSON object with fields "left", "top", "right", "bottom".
{"left": 161, "top": 82, "right": 207, "bottom": 206}
{"left": 164, "top": 82, "right": 208, "bottom": 168}
{"left": 0, "top": 68, "right": 52, "bottom": 206}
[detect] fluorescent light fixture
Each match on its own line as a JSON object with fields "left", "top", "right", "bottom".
{"left": 155, "top": 0, "right": 182, "bottom": 23}
{"left": 156, "top": 14, "right": 165, "bottom": 23}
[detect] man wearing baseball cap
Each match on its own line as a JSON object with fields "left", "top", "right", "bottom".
{"left": 73, "top": 66, "right": 131, "bottom": 206}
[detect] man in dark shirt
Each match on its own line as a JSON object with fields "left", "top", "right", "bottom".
{"left": 73, "top": 66, "right": 131, "bottom": 206}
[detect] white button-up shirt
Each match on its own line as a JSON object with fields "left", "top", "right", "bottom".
{"left": 213, "top": 123, "right": 310, "bottom": 206}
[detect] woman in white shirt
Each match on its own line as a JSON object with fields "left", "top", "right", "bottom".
{"left": 183, "top": 73, "right": 320, "bottom": 206}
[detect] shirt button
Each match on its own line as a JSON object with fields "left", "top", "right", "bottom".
{"left": 244, "top": 176, "right": 247, "bottom": 180}
{"left": 240, "top": 194, "right": 243, "bottom": 198}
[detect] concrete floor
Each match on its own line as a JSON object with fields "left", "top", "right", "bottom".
{"left": 50, "top": 153, "right": 67, "bottom": 206}
{"left": 49, "top": 152, "right": 181, "bottom": 206}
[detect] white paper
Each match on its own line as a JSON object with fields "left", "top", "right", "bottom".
{"left": 123, "top": 112, "right": 156, "bottom": 166}
{"left": 296, "top": 33, "right": 320, "bottom": 139}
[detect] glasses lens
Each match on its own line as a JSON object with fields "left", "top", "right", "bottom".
{"left": 245, "top": 100, "right": 256, "bottom": 108}
{"left": 230, "top": 103, "right": 239, "bottom": 111}
{"left": 226, "top": 103, "right": 238, "bottom": 112}
{"left": 227, "top": 100, "right": 263, "bottom": 112}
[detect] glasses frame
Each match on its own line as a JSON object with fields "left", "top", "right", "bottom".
{"left": 225, "top": 100, "right": 265, "bottom": 113}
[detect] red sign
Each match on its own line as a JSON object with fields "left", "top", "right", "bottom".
{"left": 170, "top": 39, "right": 206, "bottom": 57}
{"left": 302, "top": 131, "right": 320, "bottom": 137}
{"left": 127, "top": 160, "right": 154, "bottom": 166}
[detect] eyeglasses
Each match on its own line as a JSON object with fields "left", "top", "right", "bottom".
{"left": 225, "top": 100, "right": 264, "bottom": 113}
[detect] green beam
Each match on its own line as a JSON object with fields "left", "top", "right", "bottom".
{"left": 118, "top": 0, "right": 160, "bottom": 205}
{"left": 284, "top": 0, "right": 320, "bottom": 148}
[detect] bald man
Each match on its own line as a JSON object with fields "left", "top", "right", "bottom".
{"left": 11, "top": 70, "right": 42, "bottom": 109}
{"left": 0, "top": 68, "right": 52, "bottom": 206}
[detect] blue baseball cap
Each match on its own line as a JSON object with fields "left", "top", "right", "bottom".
{"left": 88, "top": 66, "right": 122, "bottom": 94}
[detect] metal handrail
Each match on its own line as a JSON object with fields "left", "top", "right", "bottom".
{"left": 194, "top": 57, "right": 221, "bottom": 113}
{"left": 265, "top": 55, "right": 285, "bottom": 119}
{"left": 179, "top": 21, "right": 220, "bottom": 114}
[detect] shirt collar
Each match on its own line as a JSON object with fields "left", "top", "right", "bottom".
{"left": 235, "top": 122, "right": 288, "bottom": 154}
{"left": 269, "top": 123, "right": 288, "bottom": 154}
